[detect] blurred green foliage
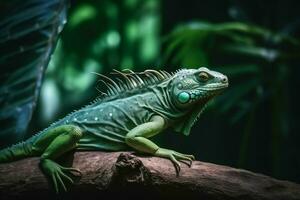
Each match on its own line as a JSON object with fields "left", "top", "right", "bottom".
{"left": 37, "top": 0, "right": 160, "bottom": 122}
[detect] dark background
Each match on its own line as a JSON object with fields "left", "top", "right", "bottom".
{"left": 1, "top": 0, "right": 300, "bottom": 184}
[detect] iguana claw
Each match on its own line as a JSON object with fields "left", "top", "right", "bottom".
{"left": 61, "top": 166, "right": 82, "bottom": 177}
{"left": 154, "top": 148, "right": 195, "bottom": 175}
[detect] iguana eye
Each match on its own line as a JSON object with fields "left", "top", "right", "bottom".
{"left": 198, "top": 72, "right": 209, "bottom": 82}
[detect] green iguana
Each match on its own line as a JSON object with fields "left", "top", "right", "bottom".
{"left": 0, "top": 67, "right": 228, "bottom": 193}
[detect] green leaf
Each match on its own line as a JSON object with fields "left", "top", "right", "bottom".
{"left": 0, "top": 0, "right": 68, "bottom": 146}
{"left": 221, "top": 44, "right": 280, "bottom": 61}
{"left": 164, "top": 21, "right": 300, "bottom": 64}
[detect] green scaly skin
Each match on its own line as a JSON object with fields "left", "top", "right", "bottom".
{"left": 0, "top": 67, "right": 228, "bottom": 193}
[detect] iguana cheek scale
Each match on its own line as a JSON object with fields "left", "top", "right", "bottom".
{"left": 178, "top": 92, "right": 190, "bottom": 103}
{"left": 0, "top": 67, "right": 228, "bottom": 193}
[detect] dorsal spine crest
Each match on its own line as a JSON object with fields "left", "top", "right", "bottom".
{"left": 92, "top": 69, "right": 173, "bottom": 104}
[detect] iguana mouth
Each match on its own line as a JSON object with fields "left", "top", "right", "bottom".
{"left": 189, "top": 85, "right": 226, "bottom": 103}
{"left": 200, "top": 83, "right": 229, "bottom": 91}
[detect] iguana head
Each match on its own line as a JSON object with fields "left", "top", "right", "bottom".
{"left": 169, "top": 67, "right": 228, "bottom": 135}
{"left": 170, "top": 67, "right": 228, "bottom": 108}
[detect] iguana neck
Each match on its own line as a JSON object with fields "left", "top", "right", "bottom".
{"left": 155, "top": 80, "right": 208, "bottom": 136}
{"left": 148, "top": 81, "right": 191, "bottom": 125}
{"left": 155, "top": 80, "right": 182, "bottom": 114}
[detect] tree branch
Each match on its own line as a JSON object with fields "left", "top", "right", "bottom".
{"left": 0, "top": 152, "right": 299, "bottom": 199}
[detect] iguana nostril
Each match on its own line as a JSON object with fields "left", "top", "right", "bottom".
{"left": 221, "top": 76, "right": 228, "bottom": 83}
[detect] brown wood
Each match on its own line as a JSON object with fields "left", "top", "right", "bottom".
{"left": 0, "top": 151, "right": 299, "bottom": 199}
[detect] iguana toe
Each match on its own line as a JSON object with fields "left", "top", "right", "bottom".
{"left": 40, "top": 159, "right": 80, "bottom": 193}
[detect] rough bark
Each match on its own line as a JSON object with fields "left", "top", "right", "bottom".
{"left": 0, "top": 152, "right": 299, "bottom": 200}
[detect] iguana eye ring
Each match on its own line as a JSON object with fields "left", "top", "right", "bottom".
{"left": 198, "top": 72, "right": 209, "bottom": 82}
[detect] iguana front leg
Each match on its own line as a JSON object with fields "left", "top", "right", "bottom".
{"left": 125, "top": 115, "right": 195, "bottom": 174}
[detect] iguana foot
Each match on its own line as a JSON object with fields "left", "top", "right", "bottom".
{"left": 154, "top": 148, "right": 195, "bottom": 175}
{"left": 40, "top": 159, "right": 82, "bottom": 193}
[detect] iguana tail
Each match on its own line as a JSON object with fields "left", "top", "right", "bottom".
{"left": 0, "top": 140, "right": 35, "bottom": 163}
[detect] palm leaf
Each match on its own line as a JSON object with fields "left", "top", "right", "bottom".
{"left": 0, "top": 0, "right": 68, "bottom": 146}
{"left": 164, "top": 21, "right": 299, "bottom": 64}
